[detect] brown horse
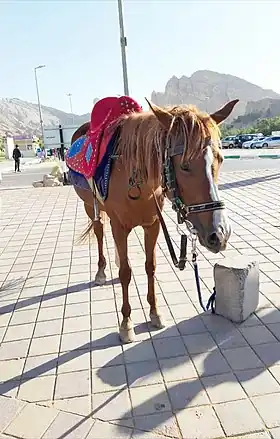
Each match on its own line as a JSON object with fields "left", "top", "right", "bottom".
{"left": 71, "top": 99, "right": 238, "bottom": 343}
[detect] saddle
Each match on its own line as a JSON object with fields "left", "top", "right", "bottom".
{"left": 66, "top": 96, "right": 142, "bottom": 180}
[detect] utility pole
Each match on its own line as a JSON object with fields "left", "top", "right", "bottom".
{"left": 34, "top": 65, "right": 46, "bottom": 140}
{"left": 66, "top": 93, "right": 74, "bottom": 125}
{"left": 117, "top": 0, "right": 129, "bottom": 96}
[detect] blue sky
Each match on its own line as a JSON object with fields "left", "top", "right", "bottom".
{"left": 1, "top": 0, "right": 279, "bottom": 114}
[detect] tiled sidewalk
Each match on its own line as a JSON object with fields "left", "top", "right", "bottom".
{"left": 1, "top": 170, "right": 280, "bottom": 438}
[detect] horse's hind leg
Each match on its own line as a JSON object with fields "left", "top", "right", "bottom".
{"left": 144, "top": 220, "right": 165, "bottom": 329}
{"left": 84, "top": 203, "right": 107, "bottom": 286}
{"left": 93, "top": 213, "right": 107, "bottom": 285}
{"left": 110, "top": 218, "right": 135, "bottom": 343}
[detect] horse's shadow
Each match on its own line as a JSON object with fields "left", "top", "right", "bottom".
{"left": 97, "top": 309, "right": 280, "bottom": 434}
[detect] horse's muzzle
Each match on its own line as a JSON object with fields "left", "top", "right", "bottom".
{"left": 204, "top": 223, "right": 231, "bottom": 253}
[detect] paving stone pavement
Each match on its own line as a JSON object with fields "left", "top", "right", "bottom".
{"left": 1, "top": 169, "right": 280, "bottom": 438}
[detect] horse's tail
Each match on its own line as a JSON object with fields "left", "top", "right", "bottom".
{"left": 76, "top": 212, "right": 120, "bottom": 268}
{"left": 76, "top": 208, "right": 107, "bottom": 245}
{"left": 76, "top": 220, "right": 95, "bottom": 245}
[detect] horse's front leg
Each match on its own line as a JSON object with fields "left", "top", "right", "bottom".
{"left": 111, "top": 219, "right": 135, "bottom": 343}
{"left": 144, "top": 220, "right": 165, "bottom": 329}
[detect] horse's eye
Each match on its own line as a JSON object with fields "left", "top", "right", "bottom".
{"left": 181, "top": 162, "right": 190, "bottom": 172}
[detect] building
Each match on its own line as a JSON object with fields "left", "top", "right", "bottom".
{"left": 4, "top": 135, "right": 39, "bottom": 159}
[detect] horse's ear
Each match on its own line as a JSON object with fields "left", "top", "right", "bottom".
{"left": 145, "top": 98, "right": 173, "bottom": 128}
{"left": 210, "top": 99, "right": 239, "bottom": 125}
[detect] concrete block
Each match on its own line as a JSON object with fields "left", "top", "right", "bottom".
{"left": 214, "top": 257, "right": 259, "bottom": 323}
{"left": 43, "top": 174, "right": 62, "bottom": 187}
{"left": 50, "top": 164, "right": 63, "bottom": 181}
{"left": 32, "top": 180, "right": 44, "bottom": 188}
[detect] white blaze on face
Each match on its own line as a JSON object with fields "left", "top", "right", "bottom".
{"left": 204, "top": 146, "right": 219, "bottom": 202}
{"left": 204, "top": 145, "right": 231, "bottom": 238}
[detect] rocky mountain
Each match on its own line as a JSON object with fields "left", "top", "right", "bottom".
{"left": 151, "top": 70, "right": 280, "bottom": 122}
{"left": 2, "top": 71, "right": 280, "bottom": 136}
{"left": 245, "top": 97, "right": 280, "bottom": 119}
{"left": 228, "top": 98, "right": 280, "bottom": 129}
{"left": 0, "top": 98, "right": 90, "bottom": 136}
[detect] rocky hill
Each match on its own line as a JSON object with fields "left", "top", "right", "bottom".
{"left": 151, "top": 70, "right": 280, "bottom": 122}
{"left": 0, "top": 98, "right": 90, "bottom": 136}
{"left": 227, "top": 98, "right": 280, "bottom": 129}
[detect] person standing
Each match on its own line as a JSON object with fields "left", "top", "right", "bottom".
{"left": 12, "top": 144, "right": 21, "bottom": 172}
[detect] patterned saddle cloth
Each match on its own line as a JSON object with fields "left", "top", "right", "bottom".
{"left": 66, "top": 96, "right": 142, "bottom": 180}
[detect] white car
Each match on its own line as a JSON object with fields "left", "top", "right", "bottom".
{"left": 251, "top": 136, "right": 280, "bottom": 149}
{"left": 221, "top": 136, "right": 236, "bottom": 149}
{"left": 242, "top": 137, "right": 265, "bottom": 149}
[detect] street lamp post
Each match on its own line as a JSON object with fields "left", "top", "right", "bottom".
{"left": 34, "top": 65, "right": 46, "bottom": 142}
{"left": 117, "top": 0, "right": 129, "bottom": 96}
{"left": 66, "top": 93, "right": 74, "bottom": 125}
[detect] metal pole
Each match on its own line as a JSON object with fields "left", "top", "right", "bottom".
{"left": 59, "top": 124, "right": 68, "bottom": 185}
{"left": 34, "top": 65, "right": 45, "bottom": 141}
{"left": 67, "top": 93, "right": 74, "bottom": 125}
{"left": 117, "top": 0, "right": 129, "bottom": 96}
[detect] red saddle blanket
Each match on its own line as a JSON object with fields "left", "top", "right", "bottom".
{"left": 66, "top": 96, "right": 142, "bottom": 179}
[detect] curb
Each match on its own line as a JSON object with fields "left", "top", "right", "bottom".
{"left": 0, "top": 186, "right": 32, "bottom": 191}
{"left": 224, "top": 154, "right": 280, "bottom": 160}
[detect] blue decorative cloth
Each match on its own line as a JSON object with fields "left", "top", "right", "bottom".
{"left": 94, "top": 128, "right": 120, "bottom": 201}
{"left": 85, "top": 143, "right": 93, "bottom": 163}
{"left": 67, "top": 136, "right": 86, "bottom": 158}
{"left": 67, "top": 128, "right": 120, "bottom": 201}
{"left": 68, "top": 169, "right": 91, "bottom": 191}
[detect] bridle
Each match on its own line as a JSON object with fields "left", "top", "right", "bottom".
{"left": 164, "top": 139, "right": 225, "bottom": 220}
{"left": 153, "top": 134, "right": 225, "bottom": 271}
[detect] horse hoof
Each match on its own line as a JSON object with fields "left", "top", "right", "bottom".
{"left": 150, "top": 312, "right": 165, "bottom": 329}
{"left": 120, "top": 319, "right": 135, "bottom": 343}
{"left": 120, "top": 327, "right": 135, "bottom": 343}
{"left": 94, "top": 272, "right": 106, "bottom": 286}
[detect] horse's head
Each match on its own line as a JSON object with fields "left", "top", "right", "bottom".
{"left": 147, "top": 99, "right": 238, "bottom": 253}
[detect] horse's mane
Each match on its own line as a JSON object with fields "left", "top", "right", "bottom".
{"left": 116, "top": 105, "right": 221, "bottom": 184}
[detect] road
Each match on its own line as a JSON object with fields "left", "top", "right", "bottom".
{"left": 0, "top": 160, "right": 55, "bottom": 190}
{"left": 0, "top": 149, "right": 279, "bottom": 189}
{"left": 223, "top": 147, "right": 280, "bottom": 157}
{"left": 222, "top": 158, "right": 280, "bottom": 172}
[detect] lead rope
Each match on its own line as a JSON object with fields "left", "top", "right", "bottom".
{"left": 152, "top": 190, "right": 188, "bottom": 271}
{"left": 191, "top": 233, "right": 216, "bottom": 313}
{"left": 152, "top": 191, "right": 216, "bottom": 313}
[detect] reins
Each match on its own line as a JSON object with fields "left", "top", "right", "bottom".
{"left": 153, "top": 191, "right": 188, "bottom": 271}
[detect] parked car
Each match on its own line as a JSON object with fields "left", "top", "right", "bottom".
{"left": 242, "top": 137, "right": 265, "bottom": 149}
{"left": 234, "top": 134, "right": 260, "bottom": 148}
{"left": 221, "top": 136, "right": 236, "bottom": 149}
{"left": 251, "top": 136, "right": 280, "bottom": 149}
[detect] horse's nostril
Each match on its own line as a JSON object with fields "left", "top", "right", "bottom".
{"left": 207, "top": 232, "right": 220, "bottom": 247}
